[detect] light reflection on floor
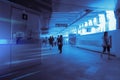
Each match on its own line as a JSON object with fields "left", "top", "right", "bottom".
{"left": 0, "top": 45, "right": 120, "bottom": 80}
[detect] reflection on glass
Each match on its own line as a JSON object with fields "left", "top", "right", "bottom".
{"left": 80, "top": 10, "right": 116, "bottom": 35}
{"left": 106, "top": 10, "right": 116, "bottom": 30}
{"left": 93, "top": 17, "right": 97, "bottom": 26}
{"left": 85, "top": 22, "right": 88, "bottom": 27}
{"left": 88, "top": 20, "right": 93, "bottom": 26}
{"left": 98, "top": 14, "right": 106, "bottom": 32}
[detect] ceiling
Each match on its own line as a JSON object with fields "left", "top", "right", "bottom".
{"left": 8, "top": 0, "right": 52, "bottom": 12}
{"left": 49, "top": 0, "right": 117, "bottom": 36}
{"left": 7, "top": 0, "right": 118, "bottom": 36}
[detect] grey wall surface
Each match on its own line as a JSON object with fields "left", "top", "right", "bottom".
{"left": 76, "top": 30, "right": 120, "bottom": 57}
{"left": 0, "top": 1, "right": 42, "bottom": 75}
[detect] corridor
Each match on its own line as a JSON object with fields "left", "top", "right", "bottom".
{"left": 0, "top": 45, "right": 119, "bottom": 80}
{"left": 0, "top": 0, "right": 120, "bottom": 80}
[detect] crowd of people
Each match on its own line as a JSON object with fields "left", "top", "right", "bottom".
{"left": 41, "top": 35, "right": 63, "bottom": 54}
{"left": 41, "top": 31, "right": 112, "bottom": 58}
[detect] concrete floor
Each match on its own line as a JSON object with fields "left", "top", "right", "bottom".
{"left": 0, "top": 45, "right": 120, "bottom": 80}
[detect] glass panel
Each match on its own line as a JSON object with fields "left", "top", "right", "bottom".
{"left": 80, "top": 10, "right": 116, "bottom": 35}
{"left": 106, "top": 10, "right": 116, "bottom": 30}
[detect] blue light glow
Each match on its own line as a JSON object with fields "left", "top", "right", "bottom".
{"left": 81, "top": 23, "right": 84, "bottom": 27}
{"left": 80, "top": 10, "right": 116, "bottom": 35}
{"left": 0, "top": 39, "right": 8, "bottom": 44}
{"left": 93, "top": 17, "right": 97, "bottom": 26}
{"left": 0, "top": 17, "right": 23, "bottom": 24}
{"left": 85, "top": 22, "right": 88, "bottom": 27}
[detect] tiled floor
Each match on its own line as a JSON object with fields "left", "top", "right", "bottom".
{"left": 0, "top": 45, "right": 119, "bottom": 80}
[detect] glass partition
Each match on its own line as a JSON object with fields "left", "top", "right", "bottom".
{"left": 78, "top": 10, "right": 116, "bottom": 35}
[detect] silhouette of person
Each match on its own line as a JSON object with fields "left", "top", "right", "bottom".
{"left": 57, "top": 35, "right": 63, "bottom": 54}
{"left": 101, "top": 31, "right": 112, "bottom": 59}
{"left": 48, "top": 36, "right": 54, "bottom": 49}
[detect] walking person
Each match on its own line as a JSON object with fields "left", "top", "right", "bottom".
{"left": 57, "top": 35, "right": 63, "bottom": 54}
{"left": 101, "top": 31, "right": 112, "bottom": 60}
{"left": 48, "top": 36, "right": 54, "bottom": 49}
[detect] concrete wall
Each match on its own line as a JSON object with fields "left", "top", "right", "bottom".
{"left": 0, "top": 1, "right": 12, "bottom": 74}
{"left": 0, "top": 1, "right": 42, "bottom": 75}
{"left": 76, "top": 0, "right": 120, "bottom": 57}
{"left": 11, "top": 7, "right": 41, "bottom": 44}
{"left": 76, "top": 30, "right": 120, "bottom": 57}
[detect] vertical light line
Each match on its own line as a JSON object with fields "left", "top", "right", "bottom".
{"left": 39, "top": 15, "right": 42, "bottom": 64}
{"left": 10, "top": 6, "right": 13, "bottom": 70}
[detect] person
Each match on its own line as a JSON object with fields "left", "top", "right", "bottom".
{"left": 57, "top": 35, "right": 63, "bottom": 54}
{"left": 101, "top": 31, "right": 112, "bottom": 59}
{"left": 48, "top": 36, "right": 54, "bottom": 49}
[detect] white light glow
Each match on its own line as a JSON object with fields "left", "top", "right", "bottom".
{"left": 106, "top": 10, "right": 116, "bottom": 30}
